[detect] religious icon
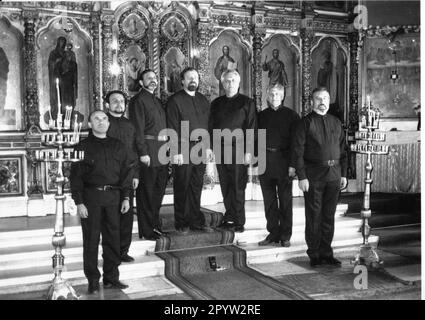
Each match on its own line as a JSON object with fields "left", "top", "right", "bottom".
{"left": 163, "top": 17, "right": 186, "bottom": 41}
{"left": 262, "top": 48, "right": 288, "bottom": 87}
{"left": 214, "top": 45, "right": 238, "bottom": 96}
{"left": 164, "top": 47, "right": 185, "bottom": 94}
{"left": 124, "top": 45, "right": 146, "bottom": 95}
{"left": 46, "top": 37, "right": 80, "bottom": 125}
{"left": 122, "top": 13, "right": 146, "bottom": 39}
{"left": 0, "top": 47, "right": 12, "bottom": 127}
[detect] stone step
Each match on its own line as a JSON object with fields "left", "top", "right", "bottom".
{"left": 243, "top": 234, "right": 380, "bottom": 265}
{"left": 0, "top": 253, "right": 165, "bottom": 295}
{"left": 235, "top": 222, "right": 364, "bottom": 246}
{"left": 0, "top": 238, "right": 156, "bottom": 272}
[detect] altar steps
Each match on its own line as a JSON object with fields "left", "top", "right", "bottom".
{"left": 0, "top": 199, "right": 376, "bottom": 297}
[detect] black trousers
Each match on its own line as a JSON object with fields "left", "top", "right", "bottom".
{"left": 172, "top": 163, "right": 206, "bottom": 229}
{"left": 81, "top": 189, "right": 121, "bottom": 282}
{"left": 136, "top": 165, "right": 168, "bottom": 238}
{"left": 303, "top": 179, "right": 340, "bottom": 259}
{"left": 259, "top": 174, "right": 293, "bottom": 242}
{"left": 120, "top": 191, "right": 135, "bottom": 256}
{"left": 216, "top": 163, "right": 248, "bottom": 227}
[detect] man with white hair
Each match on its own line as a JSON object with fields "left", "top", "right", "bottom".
{"left": 257, "top": 84, "right": 299, "bottom": 247}
{"left": 209, "top": 69, "right": 257, "bottom": 233}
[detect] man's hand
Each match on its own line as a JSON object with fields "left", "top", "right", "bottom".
{"left": 77, "top": 204, "right": 88, "bottom": 219}
{"left": 298, "top": 179, "right": 309, "bottom": 192}
{"left": 288, "top": 167, "right": 296, "bottom": 178}
{"left": 206, "top": 148, "right": 214, "bottom": 162}
{"left": 340, "top": 177, "right": 348, "bottom": 190}
{"left": 173, "top": 154, "right": 184, "bottom": 166}
{"left": 244, "top": 153, "right": 252, "bottom": 165}
{"left": 121, "top": 199, "right": 130, "bottom": 214}
{"left": 132, "top": 178, "right": 139, "bottom": 190}
{"left": 140, "top": 155, "right": 150, "bottom": 167}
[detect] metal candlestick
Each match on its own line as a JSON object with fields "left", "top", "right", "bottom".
{"left": 351, "top": 98, "right": 389, "bottom": 268}
{"left": 34, "top": 119, "right": 83, "bottom": 299}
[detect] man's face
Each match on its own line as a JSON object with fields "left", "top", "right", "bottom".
{"left": 272, "top": 50, "right": 279, "bottom": 59}
{"left": 89, "top": 111, "right": 110, "bottom": 134}
{"left": 182, "top": 70, "right": 199, "bottom": 92}
{"left": 267, "top": 88, "right": 285, "bottom": 108}
{"left": 222, "top": 73, "right": 240, "bottom": 97}
{"left": 107, "top": 93, "right": 126, "bottom": 115}
{"left": 312, "top": 90, "right": 330, "bottom": 116}
{"left": 141, "top": 71, "right": 158, "bottom": 91}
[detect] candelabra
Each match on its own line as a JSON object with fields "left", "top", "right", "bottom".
{"left": 34, "top": 79, "right": 84, "bottom": 299}
{"left": 351, "top": 96, "right": 389, "bottom": 268}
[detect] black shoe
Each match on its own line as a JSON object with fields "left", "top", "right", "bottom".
{"left": 87, "top": 280, "right": 100, "bottom": 294}
{"left": 121, "top": 254, "right": 135, "bottom": 263}
{"left": 143, "top": 234, "right": 160, "bottom": 241}
{"left": 176, "top": 227, "right": 190, "bottom": 235}
{"left": 281, "top": 240, "right": 291, "bottom": 247}
{"left": 258, "top": 237, "right": 275, "bottom": 246}
{"left": 153, "top": 228, "right": 167, "bottom": 236}
{"left": 233, "top": 225, "right": 245, "bottom": 233}
{"left": 103, "top": 279, "right": 129, "bottom": 290}
{"left": 321, "top": 256, "right": 342, "bottom": 266}
{"left": 310, "top": 257, "right": 322, "bottom": 268}
{"left": 219, "top": 221, "right": 234, "bottom": 229}
{"left": 190, "top": 225, "right": 214, "bottom": 233}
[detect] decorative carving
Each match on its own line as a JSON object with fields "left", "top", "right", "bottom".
{"left": 101, "top": 14, "right": 114, "bottom": 99}
{"left": 91, "top": 12, "right": 101, "bottom": 110}
{"left": 366, "top": 25, "right": 420, "bottom": 38}
{"left": 300, "top": 28, "right": 314, "bottom": 116}
{"left": 23, "top": 10, "right": 40, "bottom": 131}
{"left": 313, "top": 21, "right": 348, "bottom": 34}
{"left": 264, "top": 17, "right": 300, "bottom": 32}
{"left": 197, "top": 23, "right": 213, "bottom": 99}
{"left": 211, "top": 13, "right": 250, "bottom": 27}
{"left": 252, "top": 28, "right": 266, "bottom": 111}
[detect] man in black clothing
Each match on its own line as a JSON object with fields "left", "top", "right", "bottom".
{"left": 105, "top": 90, "right": 139, "bottom": 263}
{"left": 209, "top": 69, "right": 257, "bottom": 233}
{"left": 129, "top": 70, "right": 169, "bottom": 240}
{"left": 70, "top": 110, "right": 131, "bottom": 294}
{"left": 257, "top": 84, "right": 299, "bottom": 247}
{"left": 166, "top": 67, "right": 213, "bottom": 234}
{"left": 292, "top": 87, "right": 348, "bottom": 267}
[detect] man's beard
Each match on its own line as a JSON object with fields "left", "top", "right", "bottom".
{"left": 188, "top": 83, "right": 197, "bottom": 91}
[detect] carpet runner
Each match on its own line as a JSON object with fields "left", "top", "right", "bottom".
{"left": 154, "top": 206, "right": 310, "bottom": 300}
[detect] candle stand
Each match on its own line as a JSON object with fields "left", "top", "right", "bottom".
{"left": 34, "top": 107, "right": 83, "bottom": 299}
{"left": 351, "top": 99, "right": 389, "bottom": 268}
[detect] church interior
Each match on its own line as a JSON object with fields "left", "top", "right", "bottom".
{"left": 0, "top": 1, "right": 421, "bottom": 300}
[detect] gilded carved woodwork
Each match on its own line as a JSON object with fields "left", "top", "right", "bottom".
{"left": 23, "top": 10, "right": 40, "bottom": 131}
{"left": 101, "top": 13, "right": 114, "bottom": 100}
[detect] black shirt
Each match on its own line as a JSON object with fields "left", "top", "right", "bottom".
{"left": 107, "top": 112, "right": 139, "bottom": 178}
{"left": 292, "top": 111, "right": 347, "bottom": 181}
{"left": 258, "top": 105, "right": 299, "bottom": 153}
{"left": 70, "top": 135, "right": 132, "bottom": 204}
{"left": 129, "top": 88, "right": 167, "bottom": 167}
{"left": 209, "top": 93, "right": 257, "bottom": 153}
{"left": 166, "top": 89, "right": 210, "bottom": 154}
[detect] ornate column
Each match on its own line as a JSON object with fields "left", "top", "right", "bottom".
{"left": 152, "top": 20, "right": 160, "bottom": 88}
{"left": 347, "top": 30, "right": 361, "bottom": 178}
{"left": 300, "top": 20, "right": 314, "bottom": 116}
{"left": 101, "top": 13, "right": 114, "bottom": 101}
{"left": 23, "top": 10, "right": 40, "bottom": 132}
{"left": 348, "top": 31, "right": 360, "bottom": 133}
{"left": 91, "top": 12, "right": 101, "bottom": 110}
{"left": 197, "top": 3, "right": 213, "bottom": 100}
{"left": 251, "top": 28, "right": 265, "bottom": 111}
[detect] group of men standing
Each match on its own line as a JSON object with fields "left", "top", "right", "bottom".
{"left": 70, "top": 65, "right": 347, "bottom": 294}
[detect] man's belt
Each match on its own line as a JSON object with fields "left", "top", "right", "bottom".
{"left": 85, "top": 184, "right": 121, "bottom": 191}
{"left": 310, "top": 160, "right": 340, "bottom": 167}
{"left": 145, "top": 134, "right": 168, "bottom": 142}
